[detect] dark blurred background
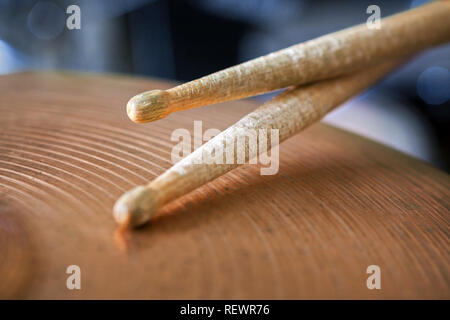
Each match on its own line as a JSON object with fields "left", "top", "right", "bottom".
{"left": 0, "top": 0, "right": 449, "bottom": 171}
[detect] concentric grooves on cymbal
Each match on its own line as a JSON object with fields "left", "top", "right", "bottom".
{"left": 0, "top": 72, "right": 448, "bottom": 299}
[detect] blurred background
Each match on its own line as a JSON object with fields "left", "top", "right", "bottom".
{"left": 0, "top": 0, "right": 449, "bottom": 171}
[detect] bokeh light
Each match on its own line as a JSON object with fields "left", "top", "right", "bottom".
{"left": 417, "top": 66, "right": 450, "bottom": 105}
{"left": 27, "top": 1, "right": 65, "bottom": 40}
{"left": 410, "top": 0, "right": 431, "bottom": 9}
{"left": 0, "top": 39, "right": 24, "bottom": 74}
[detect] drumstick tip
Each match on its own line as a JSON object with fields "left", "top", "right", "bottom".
{"left": 126, "top": 90, "right": 171, "bottom": 123}
{"left": 113, "top": 185, "right": 160, "bottom": 228}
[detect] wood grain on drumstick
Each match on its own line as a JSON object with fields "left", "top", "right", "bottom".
{"left": 126, "top": 1, "right": 450, "bottom": 123}
{"left": 114, "top": 58, "right": 404, "bottom": 228}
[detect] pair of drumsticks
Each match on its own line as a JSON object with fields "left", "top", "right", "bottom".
{"left": 113, "top": 1, "right": 450, "bottom": 229}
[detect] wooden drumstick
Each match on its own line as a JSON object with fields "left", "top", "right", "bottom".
{"left": 114, "top": 57, "right": 405, "bottom": 228}
{"left": 126, "top": 1, "right": 450, "bottom": 123}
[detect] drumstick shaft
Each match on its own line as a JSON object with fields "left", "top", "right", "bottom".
{"left": 114, "top": 57, "right": 405, "bottom": 228}
{"left": 127, "top": 1, "right": 450, "bottom": 123}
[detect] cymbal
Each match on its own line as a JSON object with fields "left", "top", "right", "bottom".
{"left": 0, "top": 72, "right": 448, "bottom": 299}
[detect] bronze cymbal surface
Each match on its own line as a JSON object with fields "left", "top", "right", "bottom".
{"left": 0, "top": 72, "right": 448, "bottom": 299}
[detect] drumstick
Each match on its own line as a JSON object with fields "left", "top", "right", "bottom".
{"left": 126, "top": 1, "right": 450, "bottom": 123}
{"left": 113, "top": 57, "right": 405, "bottom": 228}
